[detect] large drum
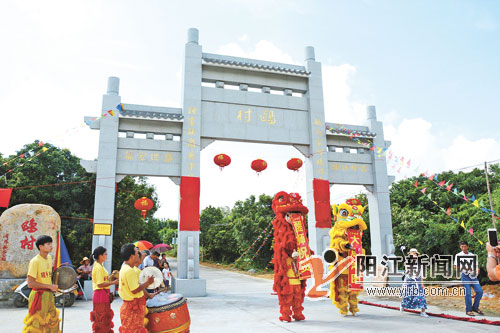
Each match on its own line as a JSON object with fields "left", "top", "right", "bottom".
{"left": 146, "top": 293, "right": 190, "bottom": 333}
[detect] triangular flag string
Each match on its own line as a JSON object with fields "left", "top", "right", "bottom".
{"left": 413, "top": 183, "right": 485, "bottom": 245}
{"left": 0, "top": 145, "right": 52, "bottom": 182}
{"left": 419, "top": 173, "right": 500, "bottom": 221}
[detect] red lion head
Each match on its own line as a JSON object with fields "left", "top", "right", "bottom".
{"left": 272, "top": 191, "right": 309, "bottom": 216}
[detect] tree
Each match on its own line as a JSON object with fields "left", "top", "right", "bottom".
{"left": 0, "top": 142, "right": 162, "bottom": 269}
{"left": 389, "top": 166, "right": 499, "bottom": 283}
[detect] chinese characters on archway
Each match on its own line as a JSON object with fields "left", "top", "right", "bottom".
{"left": 124, "top": 151, "right": 173, "bottom": 163}
{"left": 312, "top": 118, "right": 326, "bottom": 179}
{"left": 236, "top": 108, "right": 276, "bottom": 125}
{"left": 185, "top": 107, "right": 198, "bottom": 177}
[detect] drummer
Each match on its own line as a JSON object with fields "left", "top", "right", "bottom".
{"left": 23, "top": 235, "right": 60, "bottom": 332}
{"left": 90, "top": 246, "right": 118, "bottom": 333}
{"left": 134, "top": 249, "right": 158, "bottom": 299}
{"left": 118, "top": 243, "right": 154, "bottom": 332}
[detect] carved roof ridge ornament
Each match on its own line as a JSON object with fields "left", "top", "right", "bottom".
{"left": 326, "top": 129, "right": 376, "bottom": 138}
{"left": 202, "top": 53, "right": 310, "bottom": 76}
{"left": 120, "top": 109, "right": 184, "bottom": 121}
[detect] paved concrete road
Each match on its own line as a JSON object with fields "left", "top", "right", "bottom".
{"left": 2, "top": 259, "right": 498, "bottom": 332}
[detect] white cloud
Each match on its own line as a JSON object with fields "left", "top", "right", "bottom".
{"left": 442, "top": 136, "right": 500, "bottom": 171}
{"left": 322, "top": 64, "right": 367, "bottom": 125}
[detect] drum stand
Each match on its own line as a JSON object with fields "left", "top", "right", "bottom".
{"left": 56, "top": 286, "right": 77, "bottom": 333}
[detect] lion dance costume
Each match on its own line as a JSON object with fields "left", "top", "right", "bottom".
{"left": 329, "top": 198, "right": 367, "bottom": 316}
{"left": 272, "top": 191, "right": 312, "bottom": 322}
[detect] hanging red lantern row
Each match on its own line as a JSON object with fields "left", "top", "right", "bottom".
{"left": 287, "top": 158, "right": 303, "bottom": 171}
{"left": 134, "top": 197, "right": 154, "bottom": 219}
{"left": 213, "top": 153, "right": 231, "bottom": 170}
{"left": 251, "top": 159, "right": 267, "bottom": 174}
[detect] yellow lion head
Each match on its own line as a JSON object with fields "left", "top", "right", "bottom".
{"left": 331, "top": 198, "right": 367, "bottom": 231}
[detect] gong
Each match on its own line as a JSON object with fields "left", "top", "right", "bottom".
{"left": 52, "top": 266, "right": 77, "bottom": 292}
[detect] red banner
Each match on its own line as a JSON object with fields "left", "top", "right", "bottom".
{"left": 179, "top": 176, "right": 200, "bottom": 231}
{"left": 312, "top": 178, "right": 331, "bottom": 228}
{"left": 289, "top": 213, "right": 312, "bottom": 280}
{"left": 347, "top": 229, "right": 363, "bottom": 291}
{"left": 0, "top": 188, "right": 13, "bottom": 208}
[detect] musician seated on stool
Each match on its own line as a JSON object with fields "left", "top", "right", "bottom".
{"left": 77, "top": 256, "right": 92, "bottom": 280}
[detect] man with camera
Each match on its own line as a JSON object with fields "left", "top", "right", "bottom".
{"left": 454, "top": 241, "right": 483, "bottom": 316}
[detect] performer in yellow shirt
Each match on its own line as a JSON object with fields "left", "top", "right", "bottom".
{"left": 118, "top": 244, "right": 154, "bottom": 333}
{"left": 90, "top": 246, "right": 119, "bottom": 333}
{"left": 23, "top": 235, "right": 60, "bottom": 332}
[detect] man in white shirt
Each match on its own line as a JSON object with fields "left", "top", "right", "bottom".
{"left": 454, "top": 241, "right": 483, "bottom": 316}
{"left": 143, "top": 251, "right": 159, "bottom": 268}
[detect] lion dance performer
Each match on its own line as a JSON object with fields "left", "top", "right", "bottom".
{"left": 272, "top": 191, "right": 312, "bottom": 322}
{"left": 23, "top": 235, "right": 60, "bottom": 333}
{"left": 328, "top": 198, "right": 367, "bottom": 316}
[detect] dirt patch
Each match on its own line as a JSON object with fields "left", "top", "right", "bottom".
{"left": 361, "top": 284, "right": 500, "bottom": 316}
{"left": 424, "top": 284, "right": 500, "bottom": 316}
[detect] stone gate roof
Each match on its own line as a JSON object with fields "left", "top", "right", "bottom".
{"left": 202, "top": 53, "right": 310, "bottom": 76}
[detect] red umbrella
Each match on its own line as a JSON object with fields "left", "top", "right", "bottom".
{"left": 134, "top": 240, "right": 153, "bottom": 251}
{"left": 151, "top": 244, "right": 172, "bottom": 252}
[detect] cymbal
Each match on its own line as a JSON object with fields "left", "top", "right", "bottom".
{"left": 139, "top": 266, "right": 163, "bottom": 289}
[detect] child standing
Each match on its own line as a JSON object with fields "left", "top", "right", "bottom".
{"left": 162, "top": 262, "right": 172, "bottom": 291}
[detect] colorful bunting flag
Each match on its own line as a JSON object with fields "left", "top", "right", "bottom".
{"left": 468, "top": 228, "right": 474, "bottom": 235}
{"left": 460, "top": 221, "right": 465, "bottom": 229}
{"left": 421, "top": 187, "right": 427, "bottom": 194}
{"left": 446, "top": 207, "right": 451, "bottom": 216}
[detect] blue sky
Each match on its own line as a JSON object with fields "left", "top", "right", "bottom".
{"left": 1, "top": 0, "right": 499, "bottom": 219}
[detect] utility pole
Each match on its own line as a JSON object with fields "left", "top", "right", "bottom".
{"left": 484, "top": 161, "right": 497, "bottom": 230}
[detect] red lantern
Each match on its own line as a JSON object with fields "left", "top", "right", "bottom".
{"left": 251, "top": 159, "right": 267, "bottom": 174}
{"left": 134, "top": 197, "right": 154, "bottom": 219}
{"left": 287, "top": 158, "right": 303, "bottom": 171}
{"left": 213, "top": 153, "right": 231, "bottom": 170}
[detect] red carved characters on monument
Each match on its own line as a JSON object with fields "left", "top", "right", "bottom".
{"left": 21, "top": 218, "right": 38, "bottom": 233}
{"left": 1, "top": 233, "right": 9, "bottom": 261}
{"left": 20, "top": 235, "right": 36, "bottom": 250}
